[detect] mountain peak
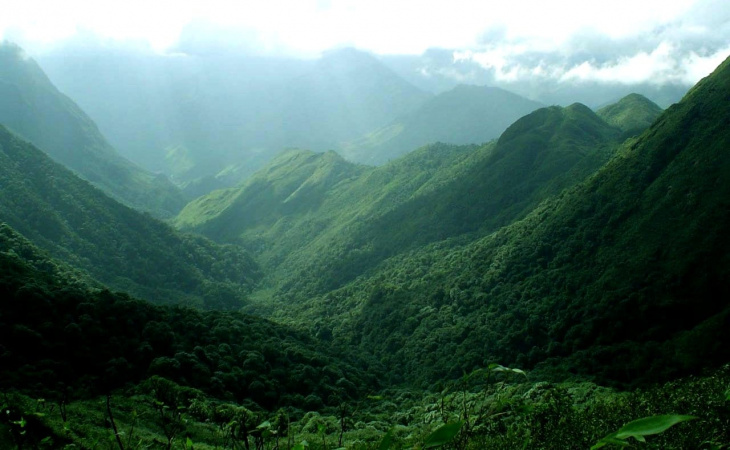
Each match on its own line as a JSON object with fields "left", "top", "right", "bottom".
{"left": 597, "top": 93, "right": 663, "bottom": 135}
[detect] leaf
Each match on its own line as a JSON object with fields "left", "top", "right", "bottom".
{"left": 591, "top": 415, "right": 697, "bottom": 449}
{"left": 423, "top": 421, "right": 464, "bottom": 448}
{"left": 257, "top": 420, "right": 272, "bottom": 429}
{"left": 378, "top": 429, "right": 394, "bottom": 450}
{"left": 614, "top": 415, "right": 697, "bottom": 439}
{"left": 292, "top": 441, "right": 310, "bottom": 450}
{"left": 186, "top": 436, "right": 194, "bottom": 448}
{"left": 488, "top": 364, "right": 527, "bottom": 377}
{"left": 590, "top": 433, "right": 630, "bottom": 449}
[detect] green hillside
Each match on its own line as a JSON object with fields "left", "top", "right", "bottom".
{"left": 0, "top": 42, "right": 186, "bottom": 217}
{"left": 279, "top": 55, "right": 730, "bottom": 388}
{"left": 341, "top": 85, "right": 543, "bottom": 164}
{"left": 3, "top": 47, "right": 730, "bottom": 449}
{"left": 0, "top": 125, "right": 258, "bottom": 308}
{"left": 0, "top": 221, "right": 376, "bottom": 420}
{"left": 5, "top": 220, "right": 728, "bottom": 449}
{"left": 597, "top": 93, "right": 664, "bottom": 138}
{"left": 178, "top": 101, "right": 624, "bottom": 309}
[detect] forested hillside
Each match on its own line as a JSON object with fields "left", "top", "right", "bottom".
{"left": 0, "top": 125, "right": 259, "bottom": 308}
{"left": 178, "top": 101, "right": 626, "bottom": 310}
{"left": 597, "top": 93, "right": 664, "bottom": 139}
{"left": 0, "top": 42, "right": 186, "bottom": 217}
{"left": 267, "top": 55, "right": 730, "bottom": 389}
{"left": 2, "top": 34, "right": 730, "bottom": 448}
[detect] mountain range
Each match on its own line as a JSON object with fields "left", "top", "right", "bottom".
{"left": 1, "top": 38, "right": 728, "bottom": 449}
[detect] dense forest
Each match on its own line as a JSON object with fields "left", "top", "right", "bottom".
{"left": 1, "top": 38, "right": 730, "bottom": 448}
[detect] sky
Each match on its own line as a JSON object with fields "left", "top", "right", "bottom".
{"left": 1, "top": 0, "right": 729, "bottom": 85}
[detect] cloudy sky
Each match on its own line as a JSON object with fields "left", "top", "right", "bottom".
{"left": 2, "top": 0, "right": 729, "bottom": 85}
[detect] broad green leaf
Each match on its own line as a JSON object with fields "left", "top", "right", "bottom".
{"left": 592, "top": 415, "right": 697, "bottom": 449}
{"left": 186, "top": 437, "right": 194, "bottom": 448}
{"left": 292, "top": 441, "right": 310, "bottom": 450}
{"left": 378, "top": 429, "right": 394, "bottom": 450}
{"left": 614, "top": 415, "right": 697, "bottom": 439}
{"left": 257, "top": 420, "right": 272, "bottom": 429}
{"left": 424, "top": 421, "right": 464, "bottom": 448}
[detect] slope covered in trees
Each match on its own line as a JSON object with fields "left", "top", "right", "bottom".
{"left": 0, "top": 125, "right": 259, "bottom": 308}
{"left": 2, "top": 44, "right": 730, "bottom": 449}
{"left": 597, "top": 93, "right": 664, "bottom": 139}
{"left": 341, "top": 85, "right": 543, "bottom": 164}
{"left": 178, "top": 101, "right": 625, "bottom": 309}
{"left": 275, "top": 55, "right": 730, "bottom": 388}
{"left": 0, "top": 42, "right": 186, "bottom": 217}
{"left": 0, "top": 222, "right": 375, "bottom": 411}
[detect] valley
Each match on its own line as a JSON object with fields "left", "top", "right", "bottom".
{"left": 0, "top": 38, "right": 729, "bottom": 448}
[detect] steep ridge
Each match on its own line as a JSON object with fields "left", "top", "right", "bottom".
{"left": 597, "top": 93, "right": 664, "bottom": 139}
{"left": 178, "top": 103, "right": 624, "bottom": 308}
{"left": 341, "top": 85, "right": 543, "bottom": 164}
{"left": 293, "top": 55, "right": 730, "bottom": 387}
{"left": 0, "top": 42, "right": 186, "bottom": 217}
{"left": 176, "top": 149, "right": 369, "bottom": 243}
{"left": 0, "top": 125, "right": 259, "bottom": 308}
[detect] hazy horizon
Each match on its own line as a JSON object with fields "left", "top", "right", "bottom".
{"left": 2, "top": 0, "right": 728, "bottom": 88}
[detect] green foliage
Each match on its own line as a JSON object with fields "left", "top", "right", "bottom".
{"left": 591, "top": 415, "right": 697, "bottom": 449}
{"left": 0, "top": 233, "right": 376, "bottom": 410}
{"left": 180, "top": 101, "right": 622, "bottom": 318}
{"left": 597, "top": 93, "right": 664, "bottom": 139}
{"left": 240, "top": 54, "right": 730, "bottom": 389}
{"left": 0, "top": 42, "right": 186, "bottom": 217}
{"left": 0, "top": 126, "right": 260, "bottom": 307}
{"left": 423, "top": 421, "right": 464, "bottom": 448}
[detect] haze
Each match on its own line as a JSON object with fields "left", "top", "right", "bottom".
{"left": 3, "top": 0, "right": 729, "bottom": 86}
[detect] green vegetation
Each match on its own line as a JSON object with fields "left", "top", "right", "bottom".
{"left": 0, "top": 42, "right": 186, "bottom": 217}
{"left": 597, "top": 93, "right": 664, "bottom": 139}
{"left": 261, "top": 55, "right": 730, "bottom": 389}
{"left": 0, "top": 226, "right": 374, "bottom": 409}
{"left": 2, "top": 41, "right": 730, "bottom": 450}
{"left": 0, "top": 127, "right": 259, "bottom": 307}
{"left": 178, "top": 101, "right": 624, "bottom": 319}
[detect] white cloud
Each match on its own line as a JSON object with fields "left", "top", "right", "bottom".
{"left": 0, "top": 0, "right": 711, "bottom": 55}
{"left": 0, "top": 0, "right": 727, "bottom": 84}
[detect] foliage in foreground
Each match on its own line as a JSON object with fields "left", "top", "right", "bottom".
{"left": 1, "top": 365, "right": 728, "bottom": 449}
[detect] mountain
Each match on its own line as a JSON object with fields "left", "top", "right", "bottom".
{"left": 0, "top": 222, "right": 376, "bottom": 411}
{"left": 340, "top": 84, "right": 544, "bottom": 164}
{"left": 38, "top": 45, "right": 430, "bottom": 188}
{"left": 0, "top": 125, "right": 259, "bottom": 308}
{"left": 280, "top": 54, "right": 730, "bottom": 387}
{"left": 597, "top": 93, "right": 664, "bottom": 138}
{"left": 0, "top": 42, "right": 186, "bottom": 217}
{"left": 177, "top": 102, "right": 624, "bottom": 309}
